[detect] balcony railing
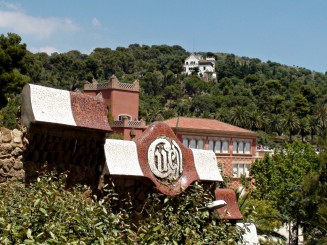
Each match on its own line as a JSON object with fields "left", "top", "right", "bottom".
{"left": 110, "top": 119, "right": 146, "bottom": 128}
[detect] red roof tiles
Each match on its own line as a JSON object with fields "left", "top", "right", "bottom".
{"left": 164, "top": 117, "right": 258, "bottom": 136}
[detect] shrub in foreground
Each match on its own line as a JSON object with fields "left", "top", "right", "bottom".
{"left": 0, "top": 173, "right": 244, "bottom": 244}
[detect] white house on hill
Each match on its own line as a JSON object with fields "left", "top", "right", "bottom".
{"left": 183, "top": 53, "right": 217, "bottom": 81}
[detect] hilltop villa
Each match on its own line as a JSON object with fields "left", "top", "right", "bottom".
{"left": 183, "top": 53, "right": 217, "bottom": 81}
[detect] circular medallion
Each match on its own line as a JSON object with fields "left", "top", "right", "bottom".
{"left": 148, "top": 137, "right": 183, "bottom": 183}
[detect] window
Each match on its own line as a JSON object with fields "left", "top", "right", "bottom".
{"left": 222, "top": 141, "right": 228, "bottom": 153}
{"left": 233, "top": 140, "right": 251, "bottom": 154}
{"left": 209, "top": 140, "right": 214, "bottom": 151}
{"left": 238, "top": 142, "right": 244, "bottom": 154}
{"left": 244, "top": 142, "right": 251, "bottom": 154}
{"left": 209, "top": 139, "right": 229, "bottom": 154}
{"left": 233, "top": 141, "right": 238, "bottom": 154}
{"left": 183, "top": 138, "right": 188, "bottom": 148}
{"left": 197, "top": 139, "right": 204, "bottom": 149}
{"left": 183, "top": 137, "right": 205, "bottom": 149}
{"left": 233, "top": 163, "right": 250, "bottom": 178}
{"left": 214, "top": 141, "right": 221, "bottom": 153}
{"left": 189, "top": 139, "right": 196, "bottom": 149}
{"left": 118, "top": 114, "right": 131, "bottom": 121}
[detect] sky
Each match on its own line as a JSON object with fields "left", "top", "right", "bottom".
{"left": 0, "top": 0, "right": 326, "bottom": 72}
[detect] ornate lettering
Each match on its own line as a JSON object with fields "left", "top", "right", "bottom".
{"left": 148, "top": 137, "right": 183, "bottom": 182}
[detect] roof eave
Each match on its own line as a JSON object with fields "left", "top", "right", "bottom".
{"left": 171, "top": 127, "right": 259, "bottom": 138}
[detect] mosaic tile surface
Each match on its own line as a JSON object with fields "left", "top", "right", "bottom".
{"left": 104, "top": 139, "right": 143, "bottom": 176}
{"left": 30, "top": 84, "right": 76, "bottom": 126}
{"left": 191, "top": 149, "right": 223, "bottom": 181}
{"left": 71, "top": 92, "right": 112, "bottom": 131}
{"left": 215, "top": 189, "right": 243, "bottom": 220}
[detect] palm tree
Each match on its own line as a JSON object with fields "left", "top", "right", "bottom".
{"left": 283, "top": 112, "right": 300, "bottom": 142}
{"left": 230, "top": 106, "right": 248, "bottom": 128}
{"left": 247, "top": 110, "right": 266, "bottom": 131}
{"left": 299, "top": 117, "right": 310, "bottom": 142}
{"left": 317, "top": 106, "right": 327, "bottom": 135}
{"left": 308, "top": 115, "right": 318, "bottom": 144}
{"left": 214, "top": 107, "right": 231, "bottom": 123}
{"left": 267, "top": 113, "right": 284, "bottom": 136}
{"left": 145, "top": 105, "right": 164, "bottom": 123}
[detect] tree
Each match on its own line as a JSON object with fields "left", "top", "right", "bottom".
{"left": 247, "top": 109, "right": 266, "bottom": 131}
{"left": 141, "top": 71, "right": 164, "bottom": 96}
{"left": 0, "top": 95, "right": 20, "bottom": 129}
{"left": 308, "top": 115, "right": 318, "bottom": 143}
{"left": 0, "top": 33, "right": 29, "bottom": 108}
{"left": 213, "top": 107, "right": 231, "bottom": 123}
{"left": 293, "top": 94, "right": 310, "bottom": 118}
{"left": 283, "top": 112, "right": 300, "bottom": 142}
{"left": 230, "top": 106, "right": 248, "bottom": 128}
{"left": 266, "top": 114, "right": 284, "bottom": 135}
{"left": 239, "top": 197, "right": 284, "bottom": 242}
{"left": 173, "top": 97, "right": 192, "bottom": 117}
{"left": 299, "top": 117, "right": 310, "bottom": 142}
{"left": 250, "top": 140, "right": 321, "bottom": 244}
{"left": 317, "top": 106, "right": 327, "bottom": 135}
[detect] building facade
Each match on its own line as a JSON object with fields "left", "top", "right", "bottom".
{"left": 84, "top": 76, "right": 261, "bottom": 181}
{"left": 183, "top": 53, "right": 217, "bottom": 81}
{"left": 164, "top": 117, "right": 259, "bottom": 180}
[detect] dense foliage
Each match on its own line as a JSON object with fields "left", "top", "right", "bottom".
{"left": 0, "top": 33, "right": 326, "bottom": 144}
{"left": 0, "top": 173, "right": 244, "bottom": 244}
{"left": 0, "top": 33, "right": 29, "bottom": 108}
{"left": 245, "top": 138, "right": 327, "bottom": 244}
{"left": 0, "top": 94, "right": 20, "bottom": 129}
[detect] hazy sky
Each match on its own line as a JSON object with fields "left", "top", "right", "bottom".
{"left": 1, "top": 0, "right": 326, "bottom": 72}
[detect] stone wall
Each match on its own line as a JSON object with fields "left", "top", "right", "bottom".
{"left": 23, "top": 124, "right": 106, "bottom": 189}
{"left": 0, "top": 123, "right": 106, "bottom": 191}
{"left": 0, "top": 127, "right": 26, "bottom": 184}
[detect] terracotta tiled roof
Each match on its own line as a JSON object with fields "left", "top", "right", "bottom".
{"left": 164, "top": 117, "right": 258, "bottom": 136}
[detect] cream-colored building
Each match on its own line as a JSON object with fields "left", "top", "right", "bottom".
{"left": 183, "top": 53, "right": 217, "bottom": 81}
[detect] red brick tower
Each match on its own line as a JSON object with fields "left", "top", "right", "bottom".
{"left": 84, "top": 75, "right": 146, "bottom": 140}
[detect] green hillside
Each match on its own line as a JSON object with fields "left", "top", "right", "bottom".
{"left": 1, "top": 33, "right": 327, "bottom": 145}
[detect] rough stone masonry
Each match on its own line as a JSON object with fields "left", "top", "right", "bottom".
{"left": 0, "top": 127, "right": 25, "bottom": 184}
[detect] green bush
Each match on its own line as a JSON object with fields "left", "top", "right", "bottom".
{"left": 0, "top": 173, "right": 244, "bottom": 244}
{"left": 136, "top": 182, "right": 244, "bottom": 244}
{"left": 0, "top": 95, "right": 20, "bottom": 129}
{"left": 0, "top": 173, "right": 132, "bottom": 244}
